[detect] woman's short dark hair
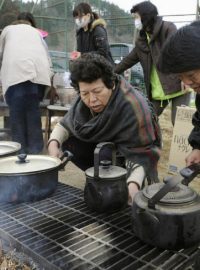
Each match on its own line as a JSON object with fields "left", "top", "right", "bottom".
{"left": 158, "top": 22, "right": 200, "bottom": 73}
{"left": 130, "top": 1, "right": 158, "bottom": 32}
{"left": 72, "top": 2, "right": 99, "bottom": 20}
{"left": 70, "top": 53, "right": 116, "bottom": 91}
{"left": 17, "top": 12, "right": 37, "bottom": 28}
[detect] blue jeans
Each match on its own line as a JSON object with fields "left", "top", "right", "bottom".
{"left": 5, "top": 81, "right": 44, "bottom": 154}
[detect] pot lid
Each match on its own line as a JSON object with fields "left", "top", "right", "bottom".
{"left": 0, "top": 141, "right": 21, "bottom": 156}
{"left": 143, "top": 183, "right": 197, "bottom": 204}
{"left": 86, "top": 164, "right": 127, "bottom": 179}
{"left": 0, "top": 154, "right": 61, "bottom": 175}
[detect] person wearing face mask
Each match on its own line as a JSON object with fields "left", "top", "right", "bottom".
{"left": 114, "top": 1, "right": 191, "bottom": 126}
{"left": 70, "top": 2, "right": 114, "bottom": 65}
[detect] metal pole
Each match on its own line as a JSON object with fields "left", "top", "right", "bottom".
{"left": 0, "top": 0, "right": 6, "bottom": 11}
{"left": 31, "top": 0, "right": 39, "bottom": 14}
{"left": 196, "top": 0, "right": 200, "bottom": 20}
{"left": 65, "top": 0, "right": 68, "bottom": 70}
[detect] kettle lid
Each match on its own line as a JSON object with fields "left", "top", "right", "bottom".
{"left": 86, "top": 160, "right": 127, "bottom": 179}
{"left": 143, "top": 182, "right": 197, "bottom": 204}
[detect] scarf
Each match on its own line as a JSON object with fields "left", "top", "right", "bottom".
{"left": 61, "top": 77, "right": 161, "bottom": 182}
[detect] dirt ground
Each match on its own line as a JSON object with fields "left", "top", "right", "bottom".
{"left": 58, "top": 106, "right": 200, "bottom": 194}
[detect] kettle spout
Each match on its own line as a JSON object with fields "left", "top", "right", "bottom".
{"left": 133, "top": 208, "right": 160, "bottom": 238}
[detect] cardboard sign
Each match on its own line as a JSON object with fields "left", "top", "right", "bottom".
{"left": 168, "top": 106, "right": 196, "bottom": 174}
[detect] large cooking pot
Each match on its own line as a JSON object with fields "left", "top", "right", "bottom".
{"left": 0, "top": 141, "right": 21, "bottom": 157}
{"left": 132, "top": 163, "right": 200, "bottom": 250}
{"left": 0, "top": 151, "right": 72, "bottom": 203}
{"left": 84, "top": 142, "right": 128, "bottom": 213}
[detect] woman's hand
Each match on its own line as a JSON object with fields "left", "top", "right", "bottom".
{"left": 70, "top": 51, "right": 81, "bottom": 60}
{"left": 185, "top": 149, "right": 200, "bottom": 166}
{"left": 48, "top": 140, "right": 61, "bottom": 157}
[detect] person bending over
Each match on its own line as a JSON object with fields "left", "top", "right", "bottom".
{"left": 158, "top": 21, "right": 200, "bottom": 166}
{"left": 48, "top": 53, "right": 161, "bottom": 203}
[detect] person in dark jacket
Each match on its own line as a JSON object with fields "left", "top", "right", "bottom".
{"left": 71, "top": 2, "right": 114, "bottom": 64}
{"left": 48, "top": 53, "right": 161, "bottom": 204}
{"left": 158, "top": 21, "right": 200, "bottom": 166}
{"left": 114, "top": 1, "right": 191, "bottom": 125}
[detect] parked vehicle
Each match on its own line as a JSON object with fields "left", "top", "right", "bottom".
{"left": 110, "top": 43, "right": 145, "bottom": 92}
{"left": 49, "top": 46, "right": 145, "bottom": 93}
{"left": 49, "top": 50, "right": 69, "bottom": 72}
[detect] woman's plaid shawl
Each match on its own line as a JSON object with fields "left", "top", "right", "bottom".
{"left": 61, "top": 76, "right": 162, "bottom": 182}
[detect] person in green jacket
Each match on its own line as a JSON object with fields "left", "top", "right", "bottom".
{"left": 114, "top": 1, "right": 191, "bottom": 125}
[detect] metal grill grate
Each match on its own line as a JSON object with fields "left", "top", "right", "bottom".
{"left": 0, "top": 182, "right": 199, "bottom": 270}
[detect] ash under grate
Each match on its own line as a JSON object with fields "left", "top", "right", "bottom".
{"left": 0, "top": 182, "right": 199, "bottom": 270}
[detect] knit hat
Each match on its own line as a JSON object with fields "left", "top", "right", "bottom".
{"left": 158, "top": 22, "right": 200, "bottom": 74}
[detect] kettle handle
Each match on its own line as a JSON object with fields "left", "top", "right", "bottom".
{"left": 148, "top": 175, "right": 181, "bottom": 209}
{"left": 148, "top": 164, "right": 200, "bottom": 209}
{"left": 180, "top": 163, "right": 200, "bottom": 186}
{"left": 94, "top": 142, "right": 116, "bottom": 178}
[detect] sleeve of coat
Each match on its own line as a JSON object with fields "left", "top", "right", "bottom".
{"left": 164, "top": 21, "right": 177, "bottom": 39}
{"left": 0, "top": 29, "right": 6, "bottom": 68}
{"left": 114, "top": 47, "right": 139, "bottom": 74}
{"left": 93, "top": 25, "right": 112, "bottom": 59}
{"left": 188, "top": 94, "right": 200, "bottom": 150}
{"left": 41, "top": 38, "right": 54, "bottom": 79}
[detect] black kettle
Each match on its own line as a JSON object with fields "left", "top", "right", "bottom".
{"left": 84, "top": 142, "right": 128, "bottom": 213}
{"left": 132, "top": 163, "right": 200, "bottom": 250}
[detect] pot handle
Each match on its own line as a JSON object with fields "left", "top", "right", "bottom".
{"left": 148, "top": 175, "right": 181, "bottom": 209}
{"left": 94, "top": 142, "right": 116, "bottom": 179}
{"left": 180, "top": 163, "right": 200, "bottom": 186}
{"left": 59, "top": 150, "right": 73, "bottom": 170}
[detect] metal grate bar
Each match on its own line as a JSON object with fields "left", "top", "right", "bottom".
{"left": 0, "top": 182, "right": 198, "bottom": 270}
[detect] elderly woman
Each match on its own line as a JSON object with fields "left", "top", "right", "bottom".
{"left": 48, "top": 53, "right": 161, "bottom": 203}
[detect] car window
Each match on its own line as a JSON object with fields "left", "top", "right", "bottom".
{"left": 109, "top": 43, "right": 146, "bottom": 94}
{"left": 110, "top": 45, "right": 130, "bottom": 59}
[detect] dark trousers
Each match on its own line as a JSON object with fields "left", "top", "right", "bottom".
{"left": 62, "top": 137, "right": 124, "bottom": 171}
{"left": 151, "top": 92, "right": 191, "bottom": 126}
{"left": 5, "top": 81, "right": 44, "bottom": 154}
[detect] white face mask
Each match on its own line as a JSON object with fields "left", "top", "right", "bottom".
{"left": 75, "top": 16, "right": 90, "bottom": 29}
{"left": 134, "top": 18, "right": 143, "bottom": 30}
